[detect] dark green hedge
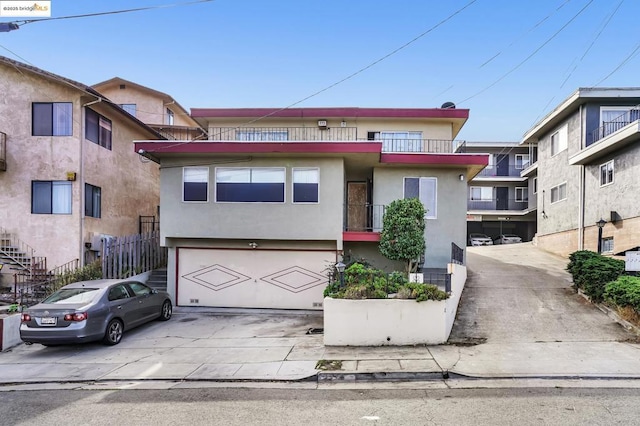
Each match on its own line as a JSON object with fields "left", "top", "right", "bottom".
{"left": 604, "top": 276, "right": 640, "bottom": 312}
{"left": 567, "top": 250, "right": 625, "bottom": 303}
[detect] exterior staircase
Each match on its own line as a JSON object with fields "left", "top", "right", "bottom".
{"left": 0, "top": 228, "right": 36, "bottom": 273}
{"left": 146, "top": 267, "right": 167, "bottom": 292}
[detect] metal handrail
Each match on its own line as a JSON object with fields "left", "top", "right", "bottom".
{"left": 588, "top": 106, "right": 640, "bottom": 145}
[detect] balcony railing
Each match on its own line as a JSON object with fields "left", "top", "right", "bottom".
{"left": 0, "top": 131, "right": 5, "bottom": 171}
{"left": 467, "top": 198, "right": 528, "bottom": 211}
{"left": 150, "top": 125, "right": 208, "bottom": 141}
{"left": 344, "top": 204, "right": 386, "bottom": 232}
{"left": 477, "top": 165, "right": 529, "bottom": 178}
{"left": 588, "top": 107, "right": 640, "bottom": 146}
{"left": 206, "top": 127, "right": 463, "bottom": 154}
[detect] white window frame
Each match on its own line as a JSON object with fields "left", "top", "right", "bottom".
{"left": 469, "top": 186, "right": 493, "bottom": 201}
{"left": 600, "top": 106, "right": 640, "bottom": 137}
{"left": 166, "top": 108, "right": 174, "bottom": 125}
{"left": 600, "top": 160, "right": 614, "bottom": 187}
{"left": 550, "top": 182, "right": 567, "bottom": 204}
{"left": 515, "top": 154, "right": 530, "bottom": 170}
{"left": 182, "top": 167, "right": 209, "bottom": 203}
{"left": 602, "top": 236, "right": 614, "bottom": 254}
{"left": 533, "top": 177, "right": 538, "bottom": 194}
{"left": 403, "top": 177, "right": 437, "bottom": 219}
{"left": 292, "top": 168, "right": 319, "bottom": 204}
{"left": 550, "top": 124, "right": 568, "bottom": 157}
{"left": 515, "top": 187, "right": 528, "bottom": 202}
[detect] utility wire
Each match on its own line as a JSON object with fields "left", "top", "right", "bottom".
{"left": 591, "top": 42, "right": 640, "bottom": 87}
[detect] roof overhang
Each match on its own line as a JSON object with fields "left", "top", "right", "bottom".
{"left": 569, "top": 121, "right": 640, "bottom": 165}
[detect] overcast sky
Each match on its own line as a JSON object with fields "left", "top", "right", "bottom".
{"left": 1, "top": 0, "right": 638, "bottom": 141}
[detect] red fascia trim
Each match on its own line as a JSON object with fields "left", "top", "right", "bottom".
{"left": 381, "top": 153, "right": 489, "bottom": 166}
{"left": 342, "top": 231, "right": 381, "bottom": 242}
{"left": 191, "top": 107, "right": 469, "bottom": 120}
{"left": 134, "top": 142, "right": 383, "bottom": 155}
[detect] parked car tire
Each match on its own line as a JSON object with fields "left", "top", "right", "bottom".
{"left": 103, "top": 319, "right": 124, "bottom": 345}
{"left": 159, "top": 300, "right": 172, "bottom": 321}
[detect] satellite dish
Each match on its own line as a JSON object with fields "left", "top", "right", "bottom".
{"left": 441, "top": 101, "right": 456, "bottom": 109}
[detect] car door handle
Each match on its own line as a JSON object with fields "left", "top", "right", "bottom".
{"left": 117, "top": 306, "right": 122, "bottom": 310}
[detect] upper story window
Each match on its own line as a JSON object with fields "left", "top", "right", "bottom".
{"left": 550, "top": 124, "right": 568, "bottom": 156}
{"left": 602, "top": 237, "right": 614, "bottom": 253}
{"left": 86, "top": 108, "right": 112, "bottom": 150}
{"left": 533, "top": 177, "right": 538, "bottom": 194}
{"left": 515, "top": 187, "right": 528, "bottom": 202}
{"left": 292, "top": 168, "right": 319, "bottom": 203}
{"left": 119, "top": 104, "right": 137, "bottom": 116}
{"left": 236, "top": 130, "right": 288, "bottom": 141}
{"left": 32, "top": 181, "right": 72, "bottom": 214}
{"left": 183, "top": 167, "right": 209, "bottom": 202}
{"left": 216, "top": 167, "right": 285, "bottom": 203}
{"left": 32, "top": 102, "right": 72, "bottom": 136}
{"left": 166, "top": 108, "right": 174, "bottom": 125}
{"left": 470, "top": 186, "right": 492, "bottom": 200}
{"left": 85, "top": 183, "right": 101, "bottom": 218}
{"left": 404, "top": 177, "right": 437, "bottom": 219}
{"left": 600, "top": 160, "right": 614, "bottom": 186}
{"left": 515, "top": 154, "right": 530, "bottom": 169}
{"left": 369, "top": 131, "right": 423, "bottom": 152}
{"left": 550, "top": 182, "right": 567, "bottom": 204}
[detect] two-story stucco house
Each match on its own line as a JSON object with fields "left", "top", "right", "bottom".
{"left": 0, "top": 56, "right": 161, "bottom": 285}
{"left": 135, "top": 107, "right": 487, "bottom": 310}
{"left": 463, "top": 141, "right": 537, "bottom": 242}
{"left": 522, "top": 87, "right": 640, "bottom": 257}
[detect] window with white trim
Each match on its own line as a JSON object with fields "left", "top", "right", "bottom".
{"left": 404, "top": 177, "right": 437, "bottom": 219}
{"left": 32, "top": 102, "right": 72, "bottom": 136}
{"left": 533, "top": 177, "right": 538, "bottom": 194}
{"left": 550, "top": 182, "right": 567, "bottom": 203}
{"left": 183, "top": 167, "right": 209, "bottom": 202}
{"left": 550, "top": 124, "right": 568, "bottom": 156}
{"left": 31, "top": 181, "right": 72, "bottom": 214}
{"left": 166, "top": 108, "right": 174, "bottom": 125}
{"left": 515, "top": 187, "right": 528, "bottom": 202}
{"left": 369, "top": 131, "right": 423, "bottom": 152}
{"left": 292, "top": 168, "right": 319, "bottom": 203}
{"left": 216, "top": 167, "right": 285, "bottom": 203}
{"left": 515, "top": 154, "right": 530, "bottom": 169}
{"left": 600, "top": 160, "right": 614, "bottom": 186}
{"left": 119, "top": 104, "right": 137, "bottom": 116}
{"left": 470, "top": 186, "right": 493, "bottom": 200}
{"left": 602, "top": 237, "right": 614, "bottom": 253}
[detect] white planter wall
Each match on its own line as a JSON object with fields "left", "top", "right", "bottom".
{"left": 324, "top": 264, "right": 467, "bottom": 346}
{"left": 0, "top": 313, "right": 22, "bottom": 351}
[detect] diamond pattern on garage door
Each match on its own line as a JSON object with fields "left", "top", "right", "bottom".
{"left": 260, "top": 266, "right": 326, "bottom": 293}
{"left": 181, "top": 264, "right": 251, "bottom": 291}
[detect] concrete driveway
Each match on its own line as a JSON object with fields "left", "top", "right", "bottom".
{"left": 449, "top": 242, "right": 632, "bottom": 344}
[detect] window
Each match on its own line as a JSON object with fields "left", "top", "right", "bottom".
{"left": 119, "top": 104, "right": 136, "bottom": 116}
{"left": 128, "top": 282, "right": 152, "bottom": 296}
{"left": 32, "top": 102, "right": 72, "bottom": 136}
{"left": 515, "top": 154, "right": 530, "bottom": 169}
{"left": 600, "top": 160, "right": 614, "bottom": 186}
{"left": 404, "top": 177, "right": 437, "bottom": 219}
{"left": 166, "top": 108, "right": 174, "bottom": 125}
{"left": 108, "top": 285, "right": 131, "bottom": 301}
{"left": 533, "top": 177, "right": 538, "bottom": 194}
{"left": 293, "top": 168, "right": 319, "bottom": 203}
{"left": 86, "top": 108, "right": 112, "bottom": 150}
{"left": 550, "top": 182, "right": 567, "bottom": 204}
{"left": 183, "top": 167, "right": 209, "bottom": 202}
{"left": 369, "top": 131, "right": 423, "bottom": 152}
{"left": 550, "top": 124, "right": 568, "bottom": 156}
{"left": 31, "top": 181, "right": 72, "bottom": 214}
{"left": 515, "top": 187, "right": 528, "bottom": 202}
{"left": 470, "top": 186, "right": 493, "bottom": 200}
{"left": 216, "top": 167, "right": 285, "bottom": 203}
{"left": 85, "top": 184, "right": 101, "bottom": 218}
{"left": 602, "top": 237, "right": 614, "bottom": 253}
{"left": 236, "top": 130, "right": 288, "bottom": 141}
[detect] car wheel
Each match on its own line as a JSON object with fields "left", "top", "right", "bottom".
{"left": 103, "top": 319, "right": 124, "bottom": 345}
{"left": 159, "top": 300, "right": 172, "bottom": 321}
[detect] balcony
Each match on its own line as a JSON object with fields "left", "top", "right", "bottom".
{"left": 150, "top": 125, "right": 208, "bottom": 141}
{"left": 475, "top": 165, "right": 528, "bottom": 179}
{"left": 206, "top": 127, "right": 464, "bottom": 154}
{"left": 467, "top": 198, "right": 528, "bottom": 211}
{"left": 0, "top": 131, "right": 5, "bottom": 171}
{"left": 343, "top": 204, "right": 385, "bottom": 241}
{"left": 587, "top": 107, "right": 640, "bottom": 146}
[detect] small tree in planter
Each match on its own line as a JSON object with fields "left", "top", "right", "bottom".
{"left": 379, "top": 197, "right": 425, "bottom": 275}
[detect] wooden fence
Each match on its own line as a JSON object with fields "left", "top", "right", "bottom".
{"left": 101, "top": 231, "right": 167, "bottom": 279}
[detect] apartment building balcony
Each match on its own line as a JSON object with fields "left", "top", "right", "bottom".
{"left": 474, "top": 165, "right": 528, "bottom": 181}
{"left": 0, "top": 131, "right": 5, "bottom": 171}
{"left": 150, "top": 125, "right": 208, "bottom": 141}
{"left": 343, "top": 204, "right": 385, "bottom": 242}
{"left": 206, "top": 127, "right": 464, "bottom": 154}
{"left": 467, "top": 198, "right": 529, "bottom": 212}
{"left": 571, "top": 118, "right": 640, "bottom": 165}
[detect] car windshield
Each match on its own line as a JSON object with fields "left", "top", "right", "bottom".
{"left": 504, "top": 234, "right": 519, "bottom": 238}
{"left": 41, "top": 288, "right": 100, "bottom": 304}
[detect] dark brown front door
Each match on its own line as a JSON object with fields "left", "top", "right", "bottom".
{"left": 347, "top": 182, "right": 367, "bottom": 231}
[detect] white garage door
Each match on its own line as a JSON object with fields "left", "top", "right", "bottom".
{"left": 177, "top": 248, "right": 335, "bottom": 310}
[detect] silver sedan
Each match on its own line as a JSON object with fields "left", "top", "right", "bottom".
{"left": 20, "top": 278, "right": 172, "bottom": 346}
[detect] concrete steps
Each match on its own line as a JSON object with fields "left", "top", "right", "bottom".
{"left": 147, "top": 267, "right": 167, "bottom": 292}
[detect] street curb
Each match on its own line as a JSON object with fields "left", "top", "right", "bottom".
{"left": 318, "top": 371, "right": 445, "bottom": 382}
{"left": 575, "top": 288, "right": 640, "bottom": 336}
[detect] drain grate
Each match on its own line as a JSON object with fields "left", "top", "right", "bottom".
{"left": 306, "top": 327, "right": 324, "bottom": 335}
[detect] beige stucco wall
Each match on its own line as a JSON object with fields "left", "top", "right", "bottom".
{"left": 0, "top": 63, "right": 159, "bottom": 274}
{"left": 160, "top": 157, "right": 344, "bottom": 244}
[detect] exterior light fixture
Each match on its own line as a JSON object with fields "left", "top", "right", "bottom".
{"left": 459, "top": 174, "right": 465, "bottom": 181}
{"left": 596, "top": 218, "right": 606, "bottom": 254}
{"left": 335, "top": 261, "right": 346, "bottom": 288}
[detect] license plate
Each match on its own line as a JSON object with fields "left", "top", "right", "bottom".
{"left": 41, "top": 317, "right": 57, "bottom": 325}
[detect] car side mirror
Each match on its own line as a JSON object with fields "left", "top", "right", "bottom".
{"left": 151, "top": 288, "right": 158, "bottom": 294}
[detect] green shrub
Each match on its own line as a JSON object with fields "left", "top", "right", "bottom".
{"left": 604, "top": 276, "right": 640, "bottom": 311}
{"left": 578, "top": 256, "right": 625, "bottom": 303}
{"left": 396, "top": 282, "right": 449, "bottom": 302}
{"left": 567, "top": 250, "right": 599, "bottom": 288}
